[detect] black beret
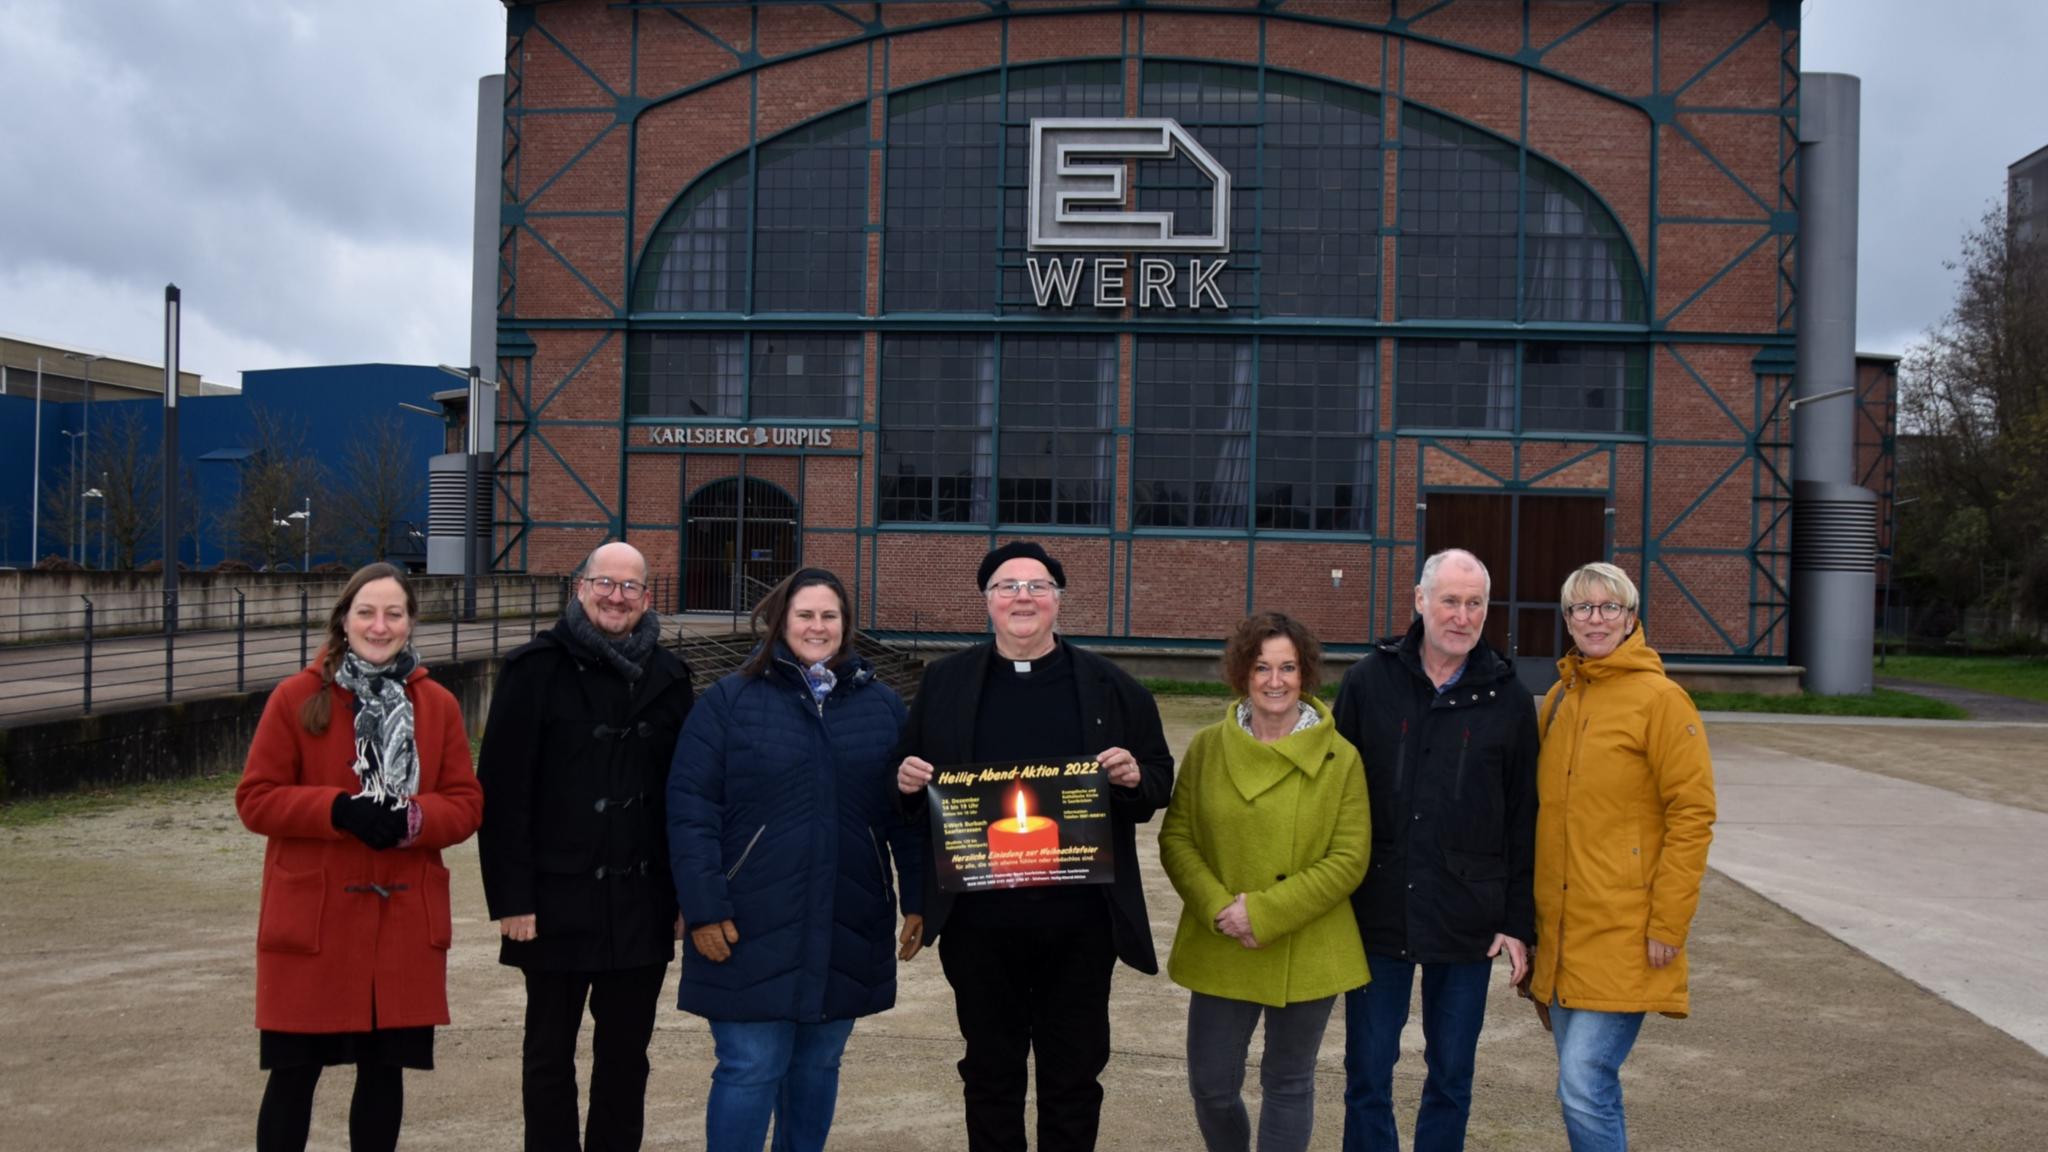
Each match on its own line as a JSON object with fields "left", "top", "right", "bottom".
{"left": 976, "top": 541, "right": 1067, "bottom": 590}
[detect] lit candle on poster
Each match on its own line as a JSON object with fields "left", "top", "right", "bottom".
{"left": 987, "top": 788, "right": 1058, "bottom": 876}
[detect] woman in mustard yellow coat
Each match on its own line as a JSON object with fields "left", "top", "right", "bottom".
{"left": 1160, "top": 612, "right": 1370, "bottom": 1152}
{"left": 1527, "top": 563, "right": 1715, "bottom": 1152}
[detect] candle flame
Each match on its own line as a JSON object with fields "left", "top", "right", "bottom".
{"left": 1014, "top": 790, "right": 1028, "bottom": 831}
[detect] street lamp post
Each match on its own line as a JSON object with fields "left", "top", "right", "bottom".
{"left": 59, "top": 428, "right": 85, "bottom": 563}
{"left": 289, "top": 499, "right": 311, "bottom": 573}
{"left": 63, "top": 352, "right": 103, "bottom": 566}
{"left": 85, "top": 480, "right": 105, "bottom": 569}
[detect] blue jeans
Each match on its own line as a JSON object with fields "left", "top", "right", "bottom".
{"left": 1550, "top": 1003, "right": 1644, "bottom": 1152}
{"left": 705, "top": 1018, "right": 856, "bottom": 1152}
{"left": 1341, "top": 955, "right": 1492, "bottom": 1152}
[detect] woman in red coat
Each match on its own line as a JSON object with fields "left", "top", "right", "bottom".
{"left": 236, "top": 563, "right": 484, "bottom": 1152}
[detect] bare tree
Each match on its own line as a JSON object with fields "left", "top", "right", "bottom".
{"left": 40, "top": 450, "right": 88, "bottom": 565}
{"left": 91, "top": 408, "right": 161, "bottom": 570}
{"left": 331, "top": 414, "right": 427, "bottom": 564}
{"left": 216, "top": 409, "right": 332, "bottom": 570}
{"left": 1897, "top": 200, "right": 2048, "bottom": 630}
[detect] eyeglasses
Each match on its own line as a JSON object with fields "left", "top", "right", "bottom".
{"left": 987, "top": 579, "right": 1059, "bottom": 599}
{"left": 586, "top": 576, "right": 647, "bottom": 602}
{"left": 1566, "top": 601, "right": 1629, "bottom": 622}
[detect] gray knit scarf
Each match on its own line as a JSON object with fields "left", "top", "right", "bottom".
{"left": 334, "top": 646, "right": 421, "bottom": 807}
{"left": 563, "top": 596, "right": 661, "bottom": 683}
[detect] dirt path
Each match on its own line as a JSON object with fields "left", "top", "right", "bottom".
{"left": 2, "top": 702, "right": 2045, "bottom": 1149}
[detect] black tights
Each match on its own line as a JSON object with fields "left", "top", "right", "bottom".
{"left": 256, "top": 1062, "right": 404, "bottom": 1152}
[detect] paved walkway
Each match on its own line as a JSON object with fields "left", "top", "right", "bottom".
{"left": 1874, "top": 675, "right": 2048, "bottom": 722}
{"left": 1710, "top": 719, "right": 2048, "bottom": 1057}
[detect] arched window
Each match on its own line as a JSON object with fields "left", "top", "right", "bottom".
{"left": 1397, "top": 104, "right": 1644, "bottom": 324}
{"left": 634, "top": 154, "right": 747, "bottom": 313}
{"left": 631, "top": 105, "right": 868, "bottom": 315}
{"left": 884, "top": 62, "right": 1124, "bottom": 313}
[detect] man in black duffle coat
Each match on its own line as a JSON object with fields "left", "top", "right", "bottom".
{"left": 895, "top": 541, "right": 1174, "bottom": 1152}
{"left": 478, "top": 542, "right": 695, "bottom": 1152}
{"left": 1331, "top": 547, "right": 1538, "bottom": 1152}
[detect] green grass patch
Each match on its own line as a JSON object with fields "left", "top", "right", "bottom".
{"left": 1687, "top": 686, "right": 1965, "bottom": 720}
{"left": 1142, "top": 678, "right": 1235, "bottom": 697}
{"left": 1142, "top": 678, "right": 1340, "bottom": 700}
{"left": 0, "top": 772, "right": 240, "bottom": 829}
{"left": 1874, "top": 653, "right": 2048, "bottom": 705}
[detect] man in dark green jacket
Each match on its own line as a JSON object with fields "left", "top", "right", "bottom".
{"left": 1331, "top": 547, "right": 1538, "bottom": 1152}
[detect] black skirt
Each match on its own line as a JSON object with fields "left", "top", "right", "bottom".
{"left": 260, "top": 1027, "right": 435, "bottom": 1071}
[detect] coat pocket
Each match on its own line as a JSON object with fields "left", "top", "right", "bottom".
{"left": 422, "top": 862, "right": 453, "bottom": 950}
{"left": 726, "top": 824, "right": 767, "bottom": 882}
{"left": 258, "top": 865, "right": 325, "bottom": 955}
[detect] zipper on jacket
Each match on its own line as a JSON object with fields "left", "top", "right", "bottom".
{"left": 726, "top": 824, "right": 767, "bottom": 881}
{"left": 1452, "top": 727, "right": 1471, "bottom": 802}
{"left": 868, "top": 827, "right": 888, "bottom": 877}
{"left": 1393, "top": 719, "right": 1410, "bottom": 795}
{"left": 776, "top": 656, "right": 831, "bottom": 719}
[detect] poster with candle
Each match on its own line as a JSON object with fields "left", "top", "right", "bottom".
{"left": 926, "top": 758, "right": 1115, "bottom": 892}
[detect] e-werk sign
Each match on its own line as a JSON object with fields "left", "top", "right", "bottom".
{"left": 1025, "top": 118, "right": 1232, "bottom": 312}
{"left": 646, "top": 425, "right": 838, "bottom": 449}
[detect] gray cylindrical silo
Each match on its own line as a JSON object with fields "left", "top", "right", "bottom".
{"left": 1792, "top": 73, "right": 1876, "bottom": 695}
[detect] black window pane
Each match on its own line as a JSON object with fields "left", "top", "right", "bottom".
{"left": 1398, "top": 106, "right": 1517, "bottom": 320}
{"left": 1522, "top": 343, "right": 1646, "bottom": 434}
{"left": 1134, "top": 337, "right": 1251, "bottom": 527}
{"left": 886, "top": 75, "right": 1001, "bottom": 312}
{"left": 1524, "top": 155, "right": 1646, "bottom": 324}
{"left": 751, "top": 333, "right": 861, "bottom": 420}
{"left": 755, "top": 108, "right": 867, "bottom": 313}
{"left": 998, "top": 335, "right": 1116, "bottom": 526}
{"left": 635, "top": 155, "right": 748, "bottom": 313}
{"left": 1257, "top": 339, "right": 1375, "bottom": 531}
{"left": 879, "top": 334, "right": 994, "bottom": 522}
{"left": 628, "top": 331, "right": 744, "bottom": 418}
{"left": 1396, "top": 339, "right": 1514, "bottom": 430}
{"left": 1261, "top": 74, "right": 1381, "bottom": 318}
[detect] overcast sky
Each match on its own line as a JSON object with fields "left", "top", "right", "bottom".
{"left": 0, "top": 1, "right": 2038, "bottom": 386}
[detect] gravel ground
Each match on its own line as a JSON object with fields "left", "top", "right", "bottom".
{"left": 1, "top": 698, "right": 2044, "bottom": 1150}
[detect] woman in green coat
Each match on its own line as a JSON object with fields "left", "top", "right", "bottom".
{"left": 1160, "top": 612, "right": 1372, "bottom": 1152}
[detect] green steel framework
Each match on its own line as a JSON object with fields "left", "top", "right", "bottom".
{"left": 492, "top": 0, "right": 1807, "bottom": 658}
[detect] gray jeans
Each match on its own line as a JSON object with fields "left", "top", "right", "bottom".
{"left": 1185, "top": 991, "right": 1337, "bottom": 1152}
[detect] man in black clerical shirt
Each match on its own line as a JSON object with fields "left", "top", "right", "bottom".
{"left": 896, "top": 541, "right": 1174, "bottom": 1152}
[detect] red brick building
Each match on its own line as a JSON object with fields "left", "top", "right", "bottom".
{"left": 491, "top": 0, "right": 1819, "bottom": 670}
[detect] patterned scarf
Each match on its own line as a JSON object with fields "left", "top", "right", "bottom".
{"left": 334, "top": 646, "right": 421, "bottom": 807}
{"left": 563, "top": 596, "right": 661, "bottom": 683}
{"left": 803, "top": 660, "right": 837, "bottom": 703}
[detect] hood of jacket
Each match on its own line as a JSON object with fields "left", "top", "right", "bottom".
{"left": 1554, "top": 620, "right": 1664, "bottom": 687}
{"left": 1217, "top": 695, "right": 1337, "bottom": 801}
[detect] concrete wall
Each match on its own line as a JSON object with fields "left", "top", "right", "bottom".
{"left": 0, "top": 655, "right": 500, "bottom": 802}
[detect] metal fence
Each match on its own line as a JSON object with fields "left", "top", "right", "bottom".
{"left": 0, "top": 575, "right": 597, "bottom": 727}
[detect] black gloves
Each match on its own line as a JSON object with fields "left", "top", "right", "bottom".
{"left": 330, "top": 792, "right": 409, "bottom": 850}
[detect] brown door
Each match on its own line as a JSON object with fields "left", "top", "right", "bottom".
{"left": 1423, "top": 491, "right": 1607, "bottom": 692}
{"left": 1420, "top": 493, "right": 1512, "bottom": 655}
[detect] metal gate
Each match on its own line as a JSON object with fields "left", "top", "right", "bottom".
{"left": 683, "top": 477, "right": 799, "bottom": 614}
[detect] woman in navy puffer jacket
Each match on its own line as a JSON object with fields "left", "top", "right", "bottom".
{"left": 668, "top": 567, "right": 924, "bottom": 1152}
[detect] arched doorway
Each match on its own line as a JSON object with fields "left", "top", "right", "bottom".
{"left": 684, "top": 477, "right": 799, "bottom": 613}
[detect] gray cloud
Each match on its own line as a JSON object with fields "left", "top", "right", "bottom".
{"left": 1801, "top": 0, "right": 2045, "bottom": 354}
{"left": 0, "top": 0, "right": 502, "bottom": 381}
